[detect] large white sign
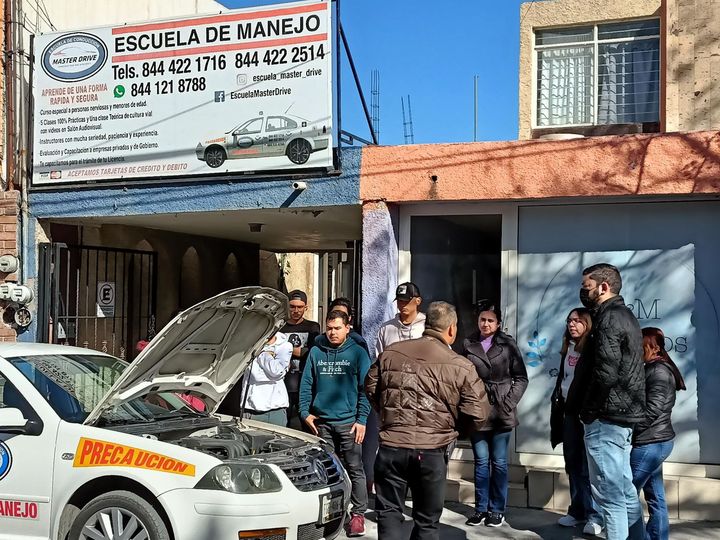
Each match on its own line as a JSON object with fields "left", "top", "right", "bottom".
{"left": 32, "top": 0, "right": 334, "bottom": 185}
{"left": 516, "top": 246, "right": 699, "bottom": 463}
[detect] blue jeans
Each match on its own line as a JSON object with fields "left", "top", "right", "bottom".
{"left": 584, "top": 420, "right": 644, "bottom": 540}
{"left": 631, "top": 440, "right": 674, "bottom": 540}
{"left": 563, "top": 415, "right": 601, "bottom": 523}
{"left": 471, "top": 430, "right": 511, "bottom": 513}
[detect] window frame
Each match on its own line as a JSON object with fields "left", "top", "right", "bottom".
{"left": 532, "top": 18, "right": 661, "bottom": 129}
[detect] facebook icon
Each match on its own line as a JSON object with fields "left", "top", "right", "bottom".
{"left": 214, "top": 91, "right": 225, "bottom": 103}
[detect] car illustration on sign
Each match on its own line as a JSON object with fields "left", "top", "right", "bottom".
{"left": 196, "top": 113, "right": 330, "bottom": 168}
{"left": 0, "top": 287, "right": 350, "bottom": 540}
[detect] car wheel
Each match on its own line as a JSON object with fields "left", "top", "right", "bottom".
{"left": 286, "top": 139, "right": 311, "bottom": 165}
{"left": 68, "top": 490, "right": 170, "bottom": 540}
{"left": 204, "top": 147, "right": 226, "bottom": 168}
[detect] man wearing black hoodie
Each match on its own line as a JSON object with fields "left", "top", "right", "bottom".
{"left": 575, "top": 263, "right": 645, "bottom": 540}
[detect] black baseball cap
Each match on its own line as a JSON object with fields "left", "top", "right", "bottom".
{"left": 288, "top": 290, "right": 308, "bottom": 304}
{"left": 395, "top": 282, "right": 421, "bottom": 301}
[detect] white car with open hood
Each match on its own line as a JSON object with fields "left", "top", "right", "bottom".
{"left": 0, "top": 287, "right": 350, "bottom": 540}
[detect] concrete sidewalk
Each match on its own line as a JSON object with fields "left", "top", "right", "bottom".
{"left": 345, "top": 501, "right": 720, "bottom": 539}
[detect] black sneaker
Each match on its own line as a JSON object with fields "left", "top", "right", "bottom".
{"left": 485, "top": 512, "right": 505, "bottom": 527}
{"left": 465, "top": 512, "right": 489, "bottom": 526}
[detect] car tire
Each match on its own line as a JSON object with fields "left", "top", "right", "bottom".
{"left": 68, "top": 490, "right": 170, "bottom": 540}
{"left": 204, "top": 146, "right": 226, "bottom": 168}
{"left": 286, "top": 138, "right": 312, "bottom": 165}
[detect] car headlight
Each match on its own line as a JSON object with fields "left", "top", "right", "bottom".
{"left": 195, "top": 463, "right": 282, "bottom": 494}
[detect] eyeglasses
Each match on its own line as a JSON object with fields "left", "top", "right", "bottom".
{"left": 566, "top": 318, "right": 584, "bottom": 325}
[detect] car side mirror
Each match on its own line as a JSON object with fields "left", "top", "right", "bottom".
{"left": 0, "top": 408, "right": 42, "bottom": 435}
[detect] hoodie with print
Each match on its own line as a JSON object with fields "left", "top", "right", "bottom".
{"left": 375, "top": 312, "right": 427, "bottom": 357}
{"left": 299, "top": 334, "right": 371, "bottom": 425}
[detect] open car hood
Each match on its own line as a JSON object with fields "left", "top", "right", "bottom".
{"left": 84, "top": 287, "right": 287, "bottom": 425}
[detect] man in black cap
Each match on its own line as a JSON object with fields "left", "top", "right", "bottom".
{"left": 365, "top": 282, "right": 427, "bottom": 494}
{"left": 375, "top": 282, "right": 426, "bottom": 356}
{"left": 281, "top": 289, "right": 321, "bottom": 430}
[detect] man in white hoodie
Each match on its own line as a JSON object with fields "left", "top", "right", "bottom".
{"left": 375, "top": 282, "right": 427, "bottom": 356}
{"left": 241, "top": 332, "right": 293, "bottom": 426}
{"left": 364, "top": 282, "right": 427, "bottom": 494}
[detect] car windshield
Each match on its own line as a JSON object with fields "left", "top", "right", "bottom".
{"left": 7, "top": 354, "right": 207, "bottom": 425}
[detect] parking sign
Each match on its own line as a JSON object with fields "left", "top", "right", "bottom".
{"left": 97, "top": 282, "right": 116, "bottom": 317}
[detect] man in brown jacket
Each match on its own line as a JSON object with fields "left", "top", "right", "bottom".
{"left": 365, "top": 301, "right": 490, "bottom": 540}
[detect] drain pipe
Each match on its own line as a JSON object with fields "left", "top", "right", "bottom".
{"left": 4, "top": 0, "right": 16, "bottom": 192}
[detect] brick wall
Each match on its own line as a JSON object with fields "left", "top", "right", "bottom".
{"left": 0, "top": 190, "right": 19, "bottom": 342}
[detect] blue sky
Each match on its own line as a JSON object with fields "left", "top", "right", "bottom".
{"left": 218, "top": 0, "right": 530, "bottom": 144}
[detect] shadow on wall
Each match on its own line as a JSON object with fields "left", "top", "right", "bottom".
{"left": 361, "top": 203, "right": 399, "bottom": 358}
{"left": 360, "top": 131, "right": 720, "bottom": 202}
{"left": 514, "top": 201, "right": 720, "bottom": 465}
{"left": 517, "top": 249, "right": 700, "bottom": 460}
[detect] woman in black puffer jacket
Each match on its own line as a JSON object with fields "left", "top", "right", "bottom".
{"left": 631, "top": 327, "right": 686, "bottom": 540}
{"left": 462, "top": 300, "right": 528, "bottom": 529}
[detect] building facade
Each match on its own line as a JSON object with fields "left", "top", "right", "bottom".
{"left": 7, "top": 0, "right": 362, "bottom": 355}
{"left": 360, "top": 0, "right": 720, "bottom": 517}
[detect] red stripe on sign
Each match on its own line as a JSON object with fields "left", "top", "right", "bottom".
{"left": 112, "top": 3, "right": 328, "bottom": 35}
{"left": 112, "top": 33, "right": 327, "bottom": 63}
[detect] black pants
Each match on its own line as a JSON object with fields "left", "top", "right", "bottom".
{"left": 317, "top": 422, "right": 368, "bottom": 514}
{"left": 374, "top": 445, "right": 448, "bottom": 540}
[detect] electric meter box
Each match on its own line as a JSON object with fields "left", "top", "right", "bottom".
{"left": 0, "top": 282, "right": 16, "bottom": 300}
{"left": 0, "top": 255, "right": 19, "bottom": 274}
{"left": 9, "top": 284, "right": 33, "bottom": 304}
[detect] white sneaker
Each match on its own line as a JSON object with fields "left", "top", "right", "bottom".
{"left": 583, "top": 521, "right": 604, "bottom": 536}
{"left": 557, "top": 514, "right": 582, "bottom": 527}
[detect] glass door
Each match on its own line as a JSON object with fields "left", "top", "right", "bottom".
{"left": 409, "top": 215, "right": 502, "bottom": 351}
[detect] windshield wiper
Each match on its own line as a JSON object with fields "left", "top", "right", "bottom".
{"left": 97, "top": 417, "right": 155, "bottom": 427}
{"left": 153, "top": 409, "right": 207, "bottom": 421}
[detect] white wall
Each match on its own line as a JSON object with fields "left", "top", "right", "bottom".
{"left": 24, "top": 0, "right": 224, "bottom": 33}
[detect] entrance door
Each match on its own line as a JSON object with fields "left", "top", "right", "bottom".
{"left": 408, "top": 214, "right": 502, "bottom": 351}
{"left": 38, "top": 244, "right": 157, "bottom": 361}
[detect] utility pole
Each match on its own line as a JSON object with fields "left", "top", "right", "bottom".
{"left": 401, "top": 95, "right": 415, "bottom": 145}
{"left": 473, "top": 75, "right": 478, "bottom": 142}
{"left": 370, "top": 69, "right": 380, "bottom": 143}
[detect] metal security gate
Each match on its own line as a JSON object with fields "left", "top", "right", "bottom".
{"left": 38, "top": 244, "right": 157, "bottom": 361}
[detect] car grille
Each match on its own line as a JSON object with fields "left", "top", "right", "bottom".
{"left": 297, "top": 517, "right": 344, "bottom": 540}
{"left": 276, "top": 448, "right": 343, "bottom": 492}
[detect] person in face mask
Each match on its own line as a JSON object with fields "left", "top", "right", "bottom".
{"left": 577, "top": 264, "right": 646, "bottom": 540}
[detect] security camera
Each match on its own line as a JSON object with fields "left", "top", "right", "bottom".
{"left": 292, "top": 181, "right": 307, "bottom": 191}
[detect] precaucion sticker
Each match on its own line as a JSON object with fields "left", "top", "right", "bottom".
{"left": 73, "top": 437, "right": 196, "bottom": 476}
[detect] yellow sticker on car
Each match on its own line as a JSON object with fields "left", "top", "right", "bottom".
{"left": 73, "top": 438, "right": 196, "bottom": 477}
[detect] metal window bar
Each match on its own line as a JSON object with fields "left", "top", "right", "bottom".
{"left": 48, "top": 245, "right": 157, "bottom": 361}
{"left": 534, "top": 19, "right": 660, "bottom": 127}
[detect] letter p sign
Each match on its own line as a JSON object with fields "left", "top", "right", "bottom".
{"left": 97, "top": 282, "right": 116, "bottom": 318}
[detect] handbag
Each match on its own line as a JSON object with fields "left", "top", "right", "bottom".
{"left": 549, "top": 352, "right": 566, "bottom": 449}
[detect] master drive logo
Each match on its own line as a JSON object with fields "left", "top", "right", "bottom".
{"left": 41, "top": 32, "right": 108, "bottom": 82}
{"left": 0, "top": 441, "right": 12, "bottom": 481}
